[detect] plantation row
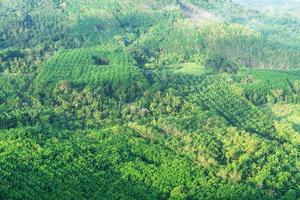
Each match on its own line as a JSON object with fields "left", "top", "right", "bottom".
{"left": 237, "top": 69, "right": 300, "bottom": 105}
{"left": 154, "top": 72, "right": 276, "bottom": 139}
{"left": 34, "top": 46, "right": 148, "bottom": 101}
{"left": 129, "top": 105, "right": 299, "bottom": 198}
{"left": 0, "top": 0, "right": 300, "bottom": 199}
{"left": 193, "top": 86, "right": 276, "bottom": 139}
{"left": 3, "top": 125, "right": 292, "bottom": 200}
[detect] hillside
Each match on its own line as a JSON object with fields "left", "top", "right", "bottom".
{"left": 234, "top": 0, "right": 300, "bottom": 8}
{"left": 0, "top": 0, "right": 299, "bottom": 199}
{"left": 188, "top": 0, "right": 300, "bottom": 47}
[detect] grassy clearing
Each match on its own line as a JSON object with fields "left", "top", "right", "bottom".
{"left": 269, "top": 103, "right": 300, "bottom": 132}
{"left": 163, "top": 62, "right": 207, "bottom": 75}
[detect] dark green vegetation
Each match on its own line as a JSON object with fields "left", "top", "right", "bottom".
{"left": 0, "top": 0, "right": 299, "bottom": 199}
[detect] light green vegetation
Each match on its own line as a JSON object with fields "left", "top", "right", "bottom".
{"left": 161, "top": 62, "right": 207, "bottom": 75}
{"left": 34, "top": 45, "right": 146, "bottom": 86}
{"left": 271, "top": 104, "right": 300, "bottom": 132}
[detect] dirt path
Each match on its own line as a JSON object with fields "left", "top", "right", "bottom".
{"left": 177, "top": 0, "right": 221, "bottom": 22}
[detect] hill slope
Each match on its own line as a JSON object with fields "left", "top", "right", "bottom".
{"left": 0, "top": 0, "right": 299, "bottom": 199}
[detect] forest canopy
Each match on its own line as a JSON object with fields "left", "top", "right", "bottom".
{"left": 0, "top": 0, "right": 299, "bottom": 199}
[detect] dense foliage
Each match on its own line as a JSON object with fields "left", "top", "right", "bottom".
{"left": 0, "top": 0, "right": 299, "bottom": 199}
